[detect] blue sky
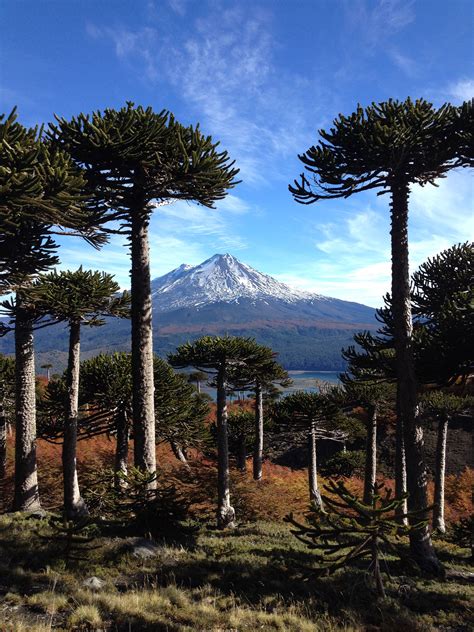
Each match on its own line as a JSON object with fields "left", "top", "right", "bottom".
{"left": 1, "top": 0, "right": 473, "bottom": 307}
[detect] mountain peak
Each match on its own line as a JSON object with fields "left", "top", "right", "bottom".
{"left": 151, "top": 253, "right": 316, "bottom": 311}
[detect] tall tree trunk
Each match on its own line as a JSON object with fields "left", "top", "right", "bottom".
{"left": 433, "top": 414, "right": 449, "bottom": 533}
{"left": 13, "top": 298, "right": 41, "bottom": 511}
{"left": 372, "top": 534, "right": 385, "bottom": 599}
{"left": 308, "top": 421, "right": 323, "bottom": 510}
{"left": 253, "top": 381, "right": 264, "bottom": 480}
{"left": 395, "top": 388, "right": 408, "bottom": 525}
{"left": 236, "top": 433, "right": 247, "bottom": 472}
{"left": 63, "top": 321, "right": 88, "bottom": 519}
{"left": 390, "top": 182, "right": 440, "bottom": 573}
{"left": 216, "top": 364, "right": 235, "bottom": 529}
{"left": 0, "top": 402, "right": 6, "bottom": 480}
{"left": 114, "top": 408, "right": 130, "bottom": 489}
{"left": 170, "top": 440, "right": 191, "bottom": 470}
{"left": 363, "top": 404, "right": 377, "bottom": 505}
{"left": 130, "top": 207, "right": 156, "bottom": 488}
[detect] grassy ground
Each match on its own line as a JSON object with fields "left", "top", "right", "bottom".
{"left": 0, "top": 513, "right": 472, "bottom": 631}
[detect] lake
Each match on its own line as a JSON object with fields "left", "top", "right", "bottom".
{"left": 284, "top": 370, "right": 341, "bottom": 393}
{"left": 201, "top": 370, "right": 341, "bottom": 400}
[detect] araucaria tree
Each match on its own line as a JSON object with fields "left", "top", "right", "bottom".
{"left": 50, "top": 104, "right": 239, "bottom": 486}
{"left": 169, "top": 336, "right": 271, "bottom": 529}
{"left": 0, "top": 109, "right": 101, "bottom": 512}
{"left": 33, "top": 269, "right": 130, "bottom": 518}
{"left": 420, "top": 392, "right": 473, "bottom": 534}
{"left": 289, "top": 98, "right": 472, "bottom": 572}
{"left": 226, "top": 353, "right": 290, "bottom": 480}
{"left": 340, "top": 366, "right": 395, "bottom": 505}
{"left": 275, "top": 391, "right": 347, "bottom": 509}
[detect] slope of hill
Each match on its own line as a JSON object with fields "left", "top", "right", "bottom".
{"left": 0, "top": 254, "right": 377, "bottom": 371}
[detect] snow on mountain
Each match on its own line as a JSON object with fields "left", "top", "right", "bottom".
{"left": 151, "top": 253, "right": 322, "bottom": 311}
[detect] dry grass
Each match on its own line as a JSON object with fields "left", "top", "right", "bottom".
{"left": 0, "top": 514, "right": 472, "bottom": 631}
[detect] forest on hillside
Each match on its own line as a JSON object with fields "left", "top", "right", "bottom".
{"left": 0, "top": 98, "right": 473, "bottom": 631}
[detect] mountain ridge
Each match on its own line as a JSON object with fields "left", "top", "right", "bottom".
{"left": 0, "top": 254, "right": 377, "bottom": 371}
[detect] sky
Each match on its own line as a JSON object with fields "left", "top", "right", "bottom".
{"left": 1, "top": 0, "right": 473, "bottom": 307}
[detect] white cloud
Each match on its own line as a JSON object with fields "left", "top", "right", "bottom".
{"left": 85, "top": 9, "right": 323, "bottom": 186}
{"left": 345, "top": 0, "right": 415, "bottom": 48}
{"left": 447, "top": 78, "right": 474, "bottom": 103}
{"left": 274, "top": 169, "right": 473, "bottom": 307}
{"left": 389, "top": 48, "right": 417, "bottom": 76}
{"left": 85, "top": 23, "right": 160, "bottom": 82}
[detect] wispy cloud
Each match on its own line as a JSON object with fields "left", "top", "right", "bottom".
{"left": 274, "top": 169, "right": 473, "bottom": 307}
{"left": 86, "top": 22, "right": 160, "bottom": 81}
{"left": 152, "top": 198, "right": 249, "bottom": 251}
{"left": 85, "top": 8, "right": 323, "bottom": 185}
{"left": 389, "top": 48, "right": 417, "bottom": 76}
{"left": 344, "top": 0, "right": 415, "bottom": 48}
{"left": 446, "top": 78, "right": 474, "bottom": 103}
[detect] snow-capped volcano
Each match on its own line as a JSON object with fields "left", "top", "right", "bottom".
{"left": 151, "top": 253, "right": 318, "bottom": 311}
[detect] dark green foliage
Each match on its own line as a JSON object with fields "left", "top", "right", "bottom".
{"left": 285, "top": 481, "right": 427, "bottom": 597}
{"left": 82, "top": 467, "right": 192, "bottom": 540}
{"left": 320, "top": 450, "right": 365, "bottom": 478}
{"left": 450, "top": 515, "right": 474, "bottom": 562}
{"left": 31, "top": 267, "right": 130, "bottom": 328}
{"left": 49, "top": 103, "right": 240, "bottom": 223}
{"left": 0, "top": 109, "right": 104, "bottom": 293}
{"left": 342, "top": 242, "right": 474, "bottom": 387}
{"left": 154, "top": 357, "right": 211, "bottom": 449}
{"left": 168, "top": 335, "right": 274, "bottom": 373}
{"left": 39, "top": 353, "right": 210, "bottom": 450}
{"left": 275, "top": 391, "right": 347, "bottom": 440}
{"left": 411, "top": 242, "right": 473, "bottom": 385}
{"left": 289, "top": 98, "right": 468, "bottom": 204}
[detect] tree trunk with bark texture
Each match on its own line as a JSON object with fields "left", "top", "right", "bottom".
{"left": 390, "top": 182, "right": 440, "bottom": 573}
{"left": 395, "top": 388, "right": 408, "bottom": 525}
{"left": 63, "top": 321, "right": 88, "bottom": 519}
{"left": 114, "top": 408, "right": 130, "bottom": 489}
{"left": 363, "top": 404, "right": 377, "bottom": 505}
{"left": 216, "top": 365, "right": 235, "bottom": 529}
{"left": 433, "top": 414, "right": 449, "bottom": 533}
{"left": 130, "top": 205, "right": 156, "bottom": 488}
{"left": 253, "top": 382, "right": 264, "bottom": 480}
{"left": 0, "top": 403, "right": 6, "bottom": 480}
{"left": 13, "top": 299, "right": 41, "bottom": 511}
{"left": 308, "top": 422, "right": 323, "bottom": 510}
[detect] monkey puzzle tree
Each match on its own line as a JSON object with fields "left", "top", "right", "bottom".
{"left": 50, "top": 104, "right": 239, "bottom": 486}
{"left": 70, "top": 353, "right": 133, "bottom": 490}
{"left": 169, "top": 336, "right": 271, "bottom": 529}
{"left": 290, "top": 98, "right": 472, "bottom": 572}
{"left": 43, "top": 353, "right": 210, "bottom": 489}
{"left": 340, "top": 363, "right": 396, "bottom": 505}
{"left": 411, "top": 242, "right": 474, "bottom": 387}
{"left": 226, "top": 355, "right": 290, "bottom": 481}
{"left": 275, "top": 391, "right": 347, "bottom": 509}
{"left": 154, "top": 357, "right": 210, "bottom": 467}
{"left": 420, "top": 392, "right": 474, "bottom": 534}
{"left": 0, "top": 109, "right": 103, "bottom": 512}
{"left": 225, "top": 410, "right": 255, "bottom": 472}
{"left": 32, "top": 269, "right": 130, "bottom": 518}
{"left": 187, "top": 370, "right": 207, "bottom": 394}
